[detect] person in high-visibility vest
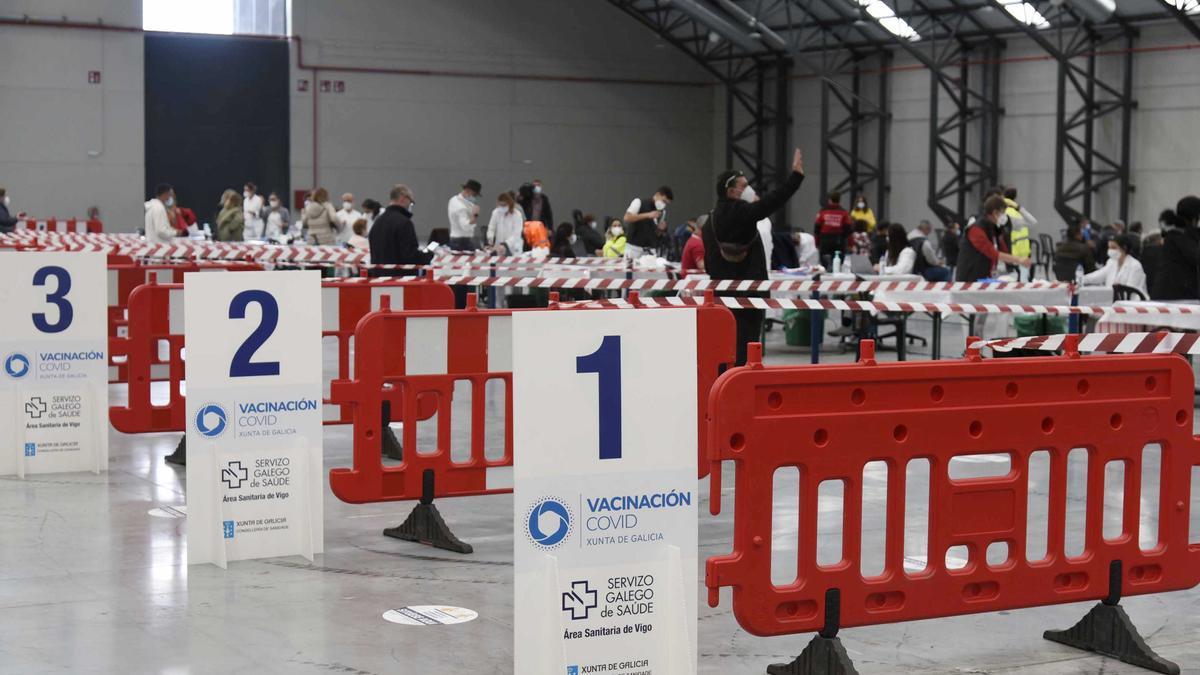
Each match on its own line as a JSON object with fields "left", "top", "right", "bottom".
{"left": 1004, "top": 186, "right": 1036, "bottom": 278}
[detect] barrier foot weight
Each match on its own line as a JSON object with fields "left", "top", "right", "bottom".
{"left": 382, "top": 425, "right": 403, "bottom": 462}
{"left": 1043, "top": 603, "right": 1178, "bottom": 674}
{"left": 765, "top": 635, "right": 859, "bottom": 675}
{"left": 165, "top": 435, "right": 186, "bottom": 466}
{"left": 382, "top": 469, "right": 473, "bottom": 554}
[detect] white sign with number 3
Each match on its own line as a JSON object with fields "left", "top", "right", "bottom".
{"left": 184, "top": 271, "right": 323, "bottom": 567}
{"left": 0, "top": 252, "right": 107, "bottom": 477}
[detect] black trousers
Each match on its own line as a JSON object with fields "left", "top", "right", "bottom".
{"left": 733, "top": 308, "right": 765, "bottom": 367}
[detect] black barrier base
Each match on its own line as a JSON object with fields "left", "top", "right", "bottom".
{"left": 383, "top": 503, "right": 474, "bottom": 554}
{"left": 165, "top": 435, "right": 186, "bottom": 466}
{"left": 382, "top": 425, "right": 403, "bottom": 462}
{"left": 1044, "top": 602, "right": 1179, "bottom": 674}
{"left": 766, "top": 635, "right": 859, "bottom": 675}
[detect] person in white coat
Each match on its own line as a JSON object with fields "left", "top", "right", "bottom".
{"left": 143, "top": 183, "right": 178, "bottom": 244}
{"left": 335, "top": 192, "right": 363, "bottom": 245}
{"left": 242, "top": 182, "right": 264, "bottom": 240}
{"left": 876, "top": 223, "right": 917, "bottom": 275}
{"left": 1083, "top": 233, "right": 1148, "bottom": 298}
{"left": 486, "top": 191, "right": 525, "bottom": 254}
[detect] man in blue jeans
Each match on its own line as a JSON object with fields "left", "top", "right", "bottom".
{"left": 909, "top": 220, "right": 952, "bottom": 281}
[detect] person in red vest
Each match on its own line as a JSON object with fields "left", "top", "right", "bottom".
{"left": 813, "top": 191, "right": 852, "bottom": 266}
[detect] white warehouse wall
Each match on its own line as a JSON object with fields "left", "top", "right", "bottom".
{"left": 289, "top": 0, "right": 718, "bottom": 237}
{"left": 736, "top": 21, "right": 1200, "bottom": 240}
{"left": 0, "top": 0, "right": 145, "bottom": 231}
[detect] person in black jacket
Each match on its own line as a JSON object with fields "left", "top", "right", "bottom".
{"left": 368, "top": 184, "right": 432, "bottom": 276}
{"left": 1153, "top": 201, "right": 1200, "bottom": 300}
{"left": 703, "top": 148, "right": 806, "bottom": 365}
{"left": 517, "top": 181, "right": 553, "bottom": 232}
{"left": 0, "top": 187, "right": 19, "bottom": 232}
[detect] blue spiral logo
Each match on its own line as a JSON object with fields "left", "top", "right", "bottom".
{"left": 4, "top": 353, "right": 30, "bottom": 379}
{"left": 194, "top": 403, "right": 228, "bottom": 438}
{"left": 526, "top": 497, "right": 573, "bottom": 550}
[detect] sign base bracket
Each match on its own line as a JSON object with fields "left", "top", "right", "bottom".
{"left": 382, "top": 469, "right": 473, "bottom": 554}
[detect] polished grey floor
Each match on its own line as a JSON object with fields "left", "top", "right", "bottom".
{"left": 3, "top": 315, "right": 1200, "bottom": 674}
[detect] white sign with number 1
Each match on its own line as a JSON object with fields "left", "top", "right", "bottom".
{"left": 0, "top": 252, "right": 108, "bottom": 477}
{"left": 185, "top": 271, "right": 323, "bottom": 567}
{"left": 513, "top": 308, "right": 698, "bottom": 675}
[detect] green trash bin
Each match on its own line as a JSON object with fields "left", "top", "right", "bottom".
{"left": 1013, "top": 313, "right": 1067, "bottom": 337}
{"left": 783, "top": 309, "right": 813, "bottom": 347}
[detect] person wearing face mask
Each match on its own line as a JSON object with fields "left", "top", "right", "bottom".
{"left": 706, "top": 148, "right": 806, "bottom": 366}
{"left": 487, "top": 192, "right": 525, "bottom": 255}
{"left": 447, "top": 179, "right": 482, "bottom": 251}
{"left": 370, "top": 184, "right": 432, "bottom": 275}
{"left": 361, "top": 198, "right": 382, "bottom": 233}
{"left": 550, "top": 222, "right": 577, "bottom": 258}
{"left": 242, "top": 182, "right": 264, "bottom": 240}
{"left": 1082, "top": 234, "right": 1147, "bottom": 297}
{"left": 577, "top": 212, "right": 606, "bottom": 256}
{"left": 143, "top": 183, "right": 180, "bottom": 243}
{"left": 0, "top": 187, "right": 19, "bottom": 233}
{"left": 262, "top": 192, "right": 290, "bottom": 241}
{"left": 958, "top": 195, "right": 1031, "bottom": 282}
{"left": 849, "top": 194, "right": 876, "bottom": 233}
{"left": 335, "top": 192, "right": 362, "bottom": 244}
{"left": 623, "top": 186, "right": 674, "bottom": 259}
{"left": 516, "top": 180, "right": 554, "bottom": 231}
{"left": 603, "top": 219, "right": 627, "bottom": 258}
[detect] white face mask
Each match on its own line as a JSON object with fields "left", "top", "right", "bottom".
{"left": 654, "top": 199, "right": 667, "bottom": 211}
{"left": 998, "top": 212, "right": 1010, "bottom": 226}
{"left": 342, "top": 201, "right": 353, "bottom": 210}
{"left": 740, "top": 185, "right": 756, "bottom": 203}
{"left": 569, "top": 234, "right": 578, "bottom": 244}
{"left": 611, "top": 226, "right": 623, "bottom": 237}
{"left": 856, "top": 201, "right": 866, "bottom": 210}
{"left": 3, "top": 196, "right": 10, "bottom": 207}
{"left": 243, "top": 191, "right": 251, "bottom": 199}
{"left": 533, "top": 185, "right": 542, "bottom": 195}
{"left": 1108, "top": 248, "right": 1121, "bottom": 260}
{"left": 165, "top": 197, "right": 175, "bottom": 207}
{"left": 269, "top": 199, "right": 280, "bottom": 208}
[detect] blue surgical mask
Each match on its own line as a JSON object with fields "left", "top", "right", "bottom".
{"left": 165, "top": 197, "right": 175, "bottom": 207}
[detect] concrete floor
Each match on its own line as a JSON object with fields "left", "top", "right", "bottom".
{"left": 3, "top": 314, "right": 1200, "bottom": 674}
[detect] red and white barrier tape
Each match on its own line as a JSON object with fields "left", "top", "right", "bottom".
{"left": 970, "top": 332, "right": 1200, "bottom": 355}
{"left": 435, "top": 275, "right": 1067, "bottom": 294}
{"left": 578, "top": 295, "right": 1200, "bottom": 316}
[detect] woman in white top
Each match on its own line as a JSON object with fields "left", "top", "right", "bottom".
{"left": 876, "top": 223, "right": 916, "bottom": 275}
{"left": 242, "top": 182, "right": 264, "bottom": 240}
{"left": 486, "top": 191, "right": 525, "bottom": 254}
{"left": 1083, "top": 233, "right": 1148, "bottom": 298}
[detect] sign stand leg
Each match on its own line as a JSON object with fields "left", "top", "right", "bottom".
{"left": 381, "top": 401, "right": 403, "bottom": 462}
{"left": 767, "top": 589, "right": 859, "bottom": 675}
{"left": 382, "top": 469, "right": 473, "bottom": 554}
{"left": 1043, "top": 561, "right": 1179, "bottom": 674}
{"left": 165, "top": 435, "right": 186, "bottom": 465}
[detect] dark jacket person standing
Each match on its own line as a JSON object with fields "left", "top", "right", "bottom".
{"left": 369, "top": 184, "right": 432, "bottom": 276}
{"left": 703, "top": 148, "right": 806, "bottom": 366}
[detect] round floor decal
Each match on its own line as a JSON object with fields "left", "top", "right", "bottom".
{"left": 383, "top": 606, "right": 478, "bottom": 626}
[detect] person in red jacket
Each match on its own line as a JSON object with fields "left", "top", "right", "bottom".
{"left": 680, "top": 217, "right": 705, "bottom": 275}
{"left": 814, "top": 191, "right": 852, "bottom": 265}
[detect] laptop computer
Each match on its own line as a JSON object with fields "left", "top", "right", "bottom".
{"left": 847, "top": 253, "right": 874, "bottom": 275}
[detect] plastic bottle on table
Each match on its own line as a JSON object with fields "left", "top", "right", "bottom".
{"left": 832, "top": 251, "right": 843, "bottom": 275}
{"left": 1074, "top": 263, "right": 1084, "bottom": 287}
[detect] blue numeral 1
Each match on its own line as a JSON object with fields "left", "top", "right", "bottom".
{"left": 576, "top": 335, "right": 622, "bottom": 460}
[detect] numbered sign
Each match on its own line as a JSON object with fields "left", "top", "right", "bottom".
{"left": 513, "top": 309, "right": 698, "bottom": 675}
{"left": 184, "top": 271, "right": 323, "bottom": 567}
{"left": 0, "top": 252, "right": 107, "bottom": 477}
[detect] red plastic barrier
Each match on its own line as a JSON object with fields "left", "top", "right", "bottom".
{"left": 108, "top": 277, "right": 454, "bottom": 434}
{"left": 706, "top": 343, "right": 1200, "bottom": 638}
{"left": 107, "top": 262, "right": 262, "bottom": 383}
{"left": 328, "top": 296, "right": 736, "bottom": 505}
